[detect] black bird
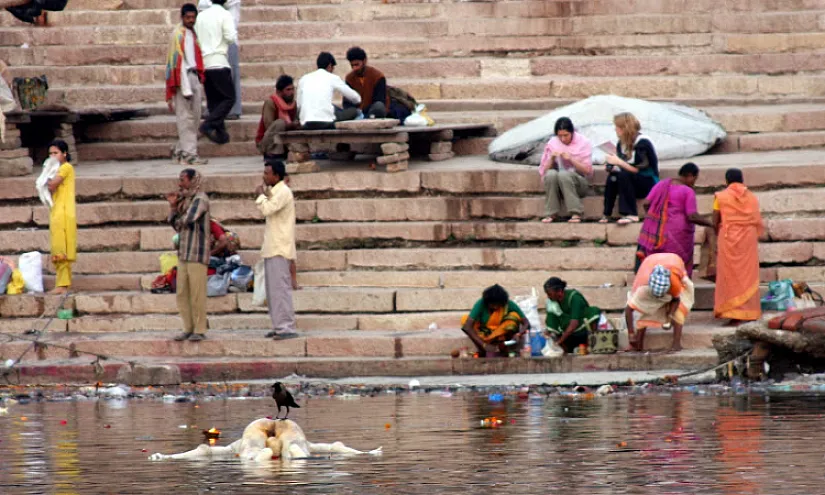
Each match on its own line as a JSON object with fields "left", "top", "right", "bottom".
{"left": 271, "top": 382, "right": 300, "bottom": 419}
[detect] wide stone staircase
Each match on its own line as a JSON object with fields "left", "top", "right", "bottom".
{"left": 1, "top": 149, "right": 824, "bottom": 382}
{"left": 1, "top": 0, "right": 825, "bottom": 159}
{"left": 2, "top": 0, "right": 825, "bottom": 382}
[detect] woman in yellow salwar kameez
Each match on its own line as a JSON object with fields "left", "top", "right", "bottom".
{"left": 461, "top": 284, "right": 530, "bottom": 357}
{"left": 46, "top": 140, "right": 76, "bottom": 294}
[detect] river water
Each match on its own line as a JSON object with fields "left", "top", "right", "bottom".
{"left": 1, "top": 390, "right": 824, "bottom": 494}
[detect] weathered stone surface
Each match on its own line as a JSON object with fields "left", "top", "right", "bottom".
{"left": 428, "top": 152, "right": 455, "bottom": 162}
{"left": 399, "top": 330, "right": 467, "bottom": 357}
{"left": 502, "top": 247, "right": 635, "bottom": 270}
{"left": 769, "top": 219, "right": 825, "bottom": 241}
{"left": 298, "top": 271, "right": 441, "bottom": 288}
{"left": 386, "top": 161, "right": 409, "bottom": 173}
{"left": 440, "top": 270, "right": 628, "bottom": 289}
{"left": 450, "top": 221, "right": 606, "bottom": 242}
{"left": 306, "top": 334, "right": 395, "bottom": 357}
{"left": 376, "top": 151, "right": 409, "bottom": 165}
{"left": 346, "top": 248, "right": 503, "bottom": 270}
{"left": 0, "top": 317, "right": 67, "bottom": 333}
{"left": 0, "top": 156, "right": 33, "bottom": 177}
{"left": 315, "top": 197, "right": 464, "bottom": 222}
{"left": 380, "top": 142, "right": 409, "bottom": 154}
{"left": 429, "top": 141, "right": 453, "bottom": 154}
{"left": 357, "top": 311, "right": 465, "bottom": 331}
{"left": 334, "top": 119, "right": 399, "bottom": 130}
{"left": 75, "top": 293, "right": 237, "bottom": 315}
{"left": 286, "top": 161, "right": 320, "bottom": 174}
{"left": 116, "top": 364, "right": 182, "bottom": 386}
{"left": 453, "top": 137, "right": 493, "bottom": 156}
{"left": 69, "top": 315, "right": 181, "bottom": 332}
{"left": 421, "top": 170, "right": 540, "bottom": 194}
{"left": 759, "top": 242, "right": 814, "bottom": 263}
{"left": 294, "top": 289, "right": 395, "bottom": 313}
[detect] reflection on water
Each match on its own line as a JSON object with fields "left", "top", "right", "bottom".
{"left": 2, "top": 391, "right": 825, "bottom": 493}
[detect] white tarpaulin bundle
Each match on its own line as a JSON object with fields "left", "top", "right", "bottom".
{"left": 488, "top": 95, "right": 727, "bottom": 165}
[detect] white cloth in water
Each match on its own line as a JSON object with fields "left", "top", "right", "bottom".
{"left": 35, "top": 157, "right": 60, "bottom": 208}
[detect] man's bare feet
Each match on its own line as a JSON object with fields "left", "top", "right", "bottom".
{"left": 667, "top": 345, "right": 683, "bottom": 353}
{"left": 48, "top": 287, "right": 68, "bottom": 295}
{"left": 292, "top": 282, "right": 301, "bottom": 291}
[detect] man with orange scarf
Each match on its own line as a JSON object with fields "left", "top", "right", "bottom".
{"left": 713, "top": 168, "right": 764, "bottom": 325}
{"left": 166, "top": 3, "right": 206, "bottom": 166}
{"left": 256, "top": 75, "right": 299, "bottom": 158}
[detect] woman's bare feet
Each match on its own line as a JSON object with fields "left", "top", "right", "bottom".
{"left": 541, "top": 216, "right": 556, "bottom": 223}
{"left": 292, "top": 281, "right": 301, "bottom": 291}
{"left": 48, "top": 287, "right": 68, "bottom": 295}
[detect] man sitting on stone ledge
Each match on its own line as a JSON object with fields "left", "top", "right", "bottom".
{"left": 297, "top": 52, "right": 361, "bottom": 131}
{"left": 344, "top": 46, "right": 388, "bottom": 120}
{"left": 255, "top": 75, "right": 299, "bottom": 159}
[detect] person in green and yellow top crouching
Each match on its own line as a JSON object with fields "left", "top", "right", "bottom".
{"left": 543, "top": 277, "right": 601, "bottom": 354}
{"left": 461, "top": 284, "right": 530, "bottom": 357}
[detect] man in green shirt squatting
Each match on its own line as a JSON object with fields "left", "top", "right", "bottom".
{"left": 461, "top": 284, "right": 530, "bottom": 357}
{"left": 544, "top": 277, "right": 601, "bottom": 354}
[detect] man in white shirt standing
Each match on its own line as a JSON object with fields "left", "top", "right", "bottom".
{"left": 297, "top": 52, "right": 361, "bottom": 130}
{"left": 199, "top": 0, "right": 242, "bottom": 120}
{"left": 254, "top": 158, "right": 298, "bottom": 340}
{"left": 165, "top": 3, "right": 207, "bottom": 166}
{"left": 194, "top": 0, "right": 237, "bottom": 144}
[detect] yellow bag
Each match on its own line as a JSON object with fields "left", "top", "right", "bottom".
{"left": 159, "top": 252, "right": 178, "bottom": 274}
{"left": 6, "top": 269, "right": 24, "bottom": 295}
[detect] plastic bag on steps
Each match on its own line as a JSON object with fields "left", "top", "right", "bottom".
{"left": 251, "top": 260, "right": 267, "bottom": 306}
{"left": 19, "top": 251, "right": 43, "bottom": 293}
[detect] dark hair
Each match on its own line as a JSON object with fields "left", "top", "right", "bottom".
{"left": 48, "top": 139, "right": 71, "bottom": 162}
{"left": 346, "top": 46, "right": 367, "bottom": 62}
{"left": 180, "top": 3, "right": 197, "bottom": 16}
{"left": 211, "top": 0, "right": 227, "bottom": 5}
{"left": 182, "top": 168, "right": 197, "bottom": 180}
{"left": 678, "top": 162, "right": 699, "bottom": 178}
{"left": 316, "top": 52, "right": 336, "bottom": 69}
{"left": 264, "top": 157, "right": 287, "bottom": 178}
{"left": 725, "top": 168, "right": 744, "bottom": 185}
{"left": 275, "top": 75, "right": 294, "bottom": 92}
{"left": 481, "top": 284, "right": 509, "bottom": 308}
{"left": 544, "top": 277, "right": 567, "bottom": 292}
{"left": 553, "top": 117, "right": 574, "bottom": 136}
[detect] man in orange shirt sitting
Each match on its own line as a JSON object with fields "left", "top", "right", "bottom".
{"left": 625, "top": 252, "right": 695, "bottom": 353}
{"left": 344, "top": 47, "right": 389, "bottom": 119}
{"left": 255, "top": 75, "right": 300, "bottom": 159}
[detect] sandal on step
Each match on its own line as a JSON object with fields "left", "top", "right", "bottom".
{"left": 541, "top": 217, "right": 555, "bottom": 223}
{"left": 598, "top": 217, "right": 610, "bottom": 224}
{"left": 617, "top": 216, "right": 639, "bottom": 225}
{"left": 568, "top": 215, "right": 582, "bottom": 224}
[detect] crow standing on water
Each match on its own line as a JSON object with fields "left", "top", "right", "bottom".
{"left": 271, "top": 382, "right": 300, "bottom": 419}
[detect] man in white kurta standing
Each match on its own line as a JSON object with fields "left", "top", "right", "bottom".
{"left": 194, "top": 0, "right": 237, "bottom": 144}
{"left": 198, "top": 0, "right": 241, "bottom": 119}
{"left": 254, "top": 158, "right": 298, "bottom": 340}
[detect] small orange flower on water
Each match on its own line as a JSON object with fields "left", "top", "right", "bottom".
{"left": 617, "top": 441, "right": 627, "bottom": 448}
{"left": 20, "top": 416, "right": 27, "bottom": 421}
{"left": 60, "top": 420, "right": 67, "bottom": 425}
{"left": 384, "top": 423, "right": 392, "bottom": 430}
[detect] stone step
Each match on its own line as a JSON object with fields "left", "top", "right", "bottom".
{"left": 26, "top": 4, "right": 825, "bottom": 34}
{"left": 6, "top": 349, "right": 721, "bottom": 385}
{"left": 3, "top": 186, "right": 824, "bottom": 232}
{"left": 10, "top": 48, "right": 825, "bottom": 91}
{"left": 0, "top": 323, "right": 730, "bottom": 366}
{"left": 2, "top": 152, "right": 824, "bottom": 202}
{"left": 74, "top": 105, "right": 825, "bottom": 145}
{"left": 0, "top": 285, "right": 717, "bottom": 318}
{"left": 71, "top": 0, "right": 825, "bottom": 16}
{"left": 40, "top": 73, "right": 825, "bottom": 108}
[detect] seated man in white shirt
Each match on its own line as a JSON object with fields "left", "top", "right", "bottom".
{"left": 297, "top": 52, "right": 362, "bottom": 131}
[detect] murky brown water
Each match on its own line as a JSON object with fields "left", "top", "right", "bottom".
{"left": 1, "top": 391, "right": 825, "bottom": 494}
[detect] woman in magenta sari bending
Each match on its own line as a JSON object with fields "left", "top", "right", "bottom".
{"left": 635, "top": 162, "right": 712, "bottom": 276}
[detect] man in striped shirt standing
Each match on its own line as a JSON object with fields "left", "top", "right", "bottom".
{"left": 167, "top": 169, "right": 212, "bottom": 342}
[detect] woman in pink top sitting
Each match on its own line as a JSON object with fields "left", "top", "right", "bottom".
{"left": 538, "top": 117, "right": 594, "bottom": 224}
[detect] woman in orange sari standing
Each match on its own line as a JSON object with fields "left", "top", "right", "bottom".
{"left": 713, "top": 168, "right": 763, "bottom": 325}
